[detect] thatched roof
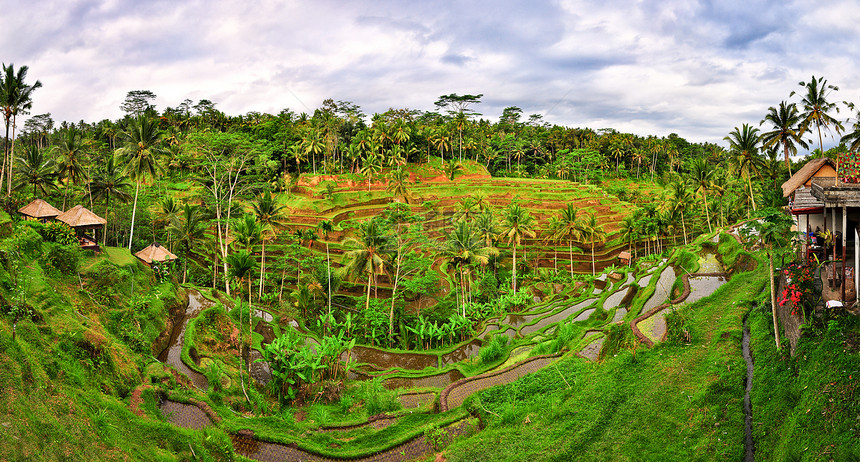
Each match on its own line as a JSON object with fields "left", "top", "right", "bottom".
{"left": 18, "top": 199, "right": 62, "bottom": 219}
{"left": 134, "top": 242, "right": 177, "bottom": 264}
{"left": 56, "top": 205, "right": 107, "bottom": 228}
{"left": 782, "top": 158, "right": 836, "bottom": 197}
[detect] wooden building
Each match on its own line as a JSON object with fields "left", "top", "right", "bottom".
{"left": 56, "top": 205, "right": 107, "bottom": 251}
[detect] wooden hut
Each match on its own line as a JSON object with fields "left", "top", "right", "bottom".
{"left": 134, "top": 242, "right": 177, "bottom": 267}
{"left": 56, "top": 205, "right": 107, "bottom": 251}
{"left": 18, "top": 199, "right": 62, "bottom": 222}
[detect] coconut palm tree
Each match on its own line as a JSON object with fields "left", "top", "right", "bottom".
{"left": 360, "top": 153, "right": 382, "bottom": 191}
{"left": 116, "top": 115, "right": 164, "bottom": 251}
{"left": 556, "top": 203, "right": 584, "bottom": 279}
{"left": 1, "top": 63, "right": 42, "bottom": 196}
{"left": 689, "top": 157, "right": 714, "bottom": 233}
{"left": 14, "top": 145, "right": 56, "bottom": 196}
{"left": 442, "top": 219, "right": 497, "bottom": 315}
{"left": 169, "top": 203, "right": 207, "bottom": 283}
{"left": 792, "top": 75, "right": 844, "bottom": 158}
{"left": 342, "top": 219, "right": 393, "bottom": 311}
{"left": 53, "top": 126, "right": 88, "bottom": 210}
{"left": 760, "top": 101, "right": 808, "bottom": 175}
{"left": 252, "top": 191, "right": 287, "bottom": 297}
{"left": 233, "top": 214, "right": 262, "bottom": 254}
{"left": 226, "top": 249, "right": 256, "bottom": 402}
{"left": 619, "top": 215, "right": 638, "bottom": 258}
{"left": 160, "top": 197, "right": 181, "bottom": 251}
{"left": 580, "top": 212, "right": 606, "bottom": 276}
{"left": 499, "top": 204, "right": 535, "bottom": 292}
{"left": 317, "top": 220, "right": 335, "bottom": 316}
{"left": 668, "top": 181, "right": 693, "bottom": 245}
{"left": 89, "top": 155, "right": 133, "bottom": 245}
{"left": 386, "top": 165, "right": 411, "bottom": 203}
{"left": 724, "top": 124, "right": 763, "bottom": 214}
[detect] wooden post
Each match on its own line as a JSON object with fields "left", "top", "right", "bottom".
{"left": 842, "top": 204, "right": 847, "bottom": 303}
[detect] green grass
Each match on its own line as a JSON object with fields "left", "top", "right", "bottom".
{"left": 443, "top": 256, "right": 767, "bottom": 462}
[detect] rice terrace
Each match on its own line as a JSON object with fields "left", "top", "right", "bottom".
{"left": 3, "top": 63, "right": 860, "bottom": 462}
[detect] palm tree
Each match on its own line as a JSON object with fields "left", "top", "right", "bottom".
{"left": 169, "top": 203, "right": 206, "bottom": 283}
{"left": 668, "top": 181, "right": 692, "bottom": 245}
{"left": 252, "top": 191, "right": 287, "bottom": 297}
{"left": 556, "top": 203, "right": 584, "bottom": 279}
{"left": 360, "top": 153, "right": 382, "bottom": 191}
{"left": 1, "top": 63, "right": 42, "bottom": 196}
{"left": 342, "top": 219, "right": 392, "bottom": 311}
{"left": 226, "top": 249, "right": 256, "bottom": 403}
{"left": 580, "top": 212, "right": 606, "bottom": 276}
{"left": 386, "top": 165, "right": 411, "bottom": 203}
{"left": 317, "top": 220, "right": 335, "bottom": 317}
{"left": 689, "top": 157, "right": 714, "bottom": 233}
{"left": 14, "top": 145, "right": 56, "bottom": 196}
{"left": 116, "top": 116, "right": 164, "bottom": 251}
{"left": 160, "top": 197, "right": 181, "bottom": 251}
{"left": 841, "top": 102, "right": 860, "bottom": 153}
{"left": 89, "top": 155, "right": 133, "bottom": 245}
{"left": 760, "top": 101, "right": 808, "bottom": 175}
{"left": 619, "top": 215, "right": 638, "bottom": 258}
{"left": 724, "top": 124, "right": 763, "bottom": 213}
{"left": 53, "top": 126, "right": 88, "bottom": 210}
{"left": 442, "top": 219, "right": 497, "bottom": 315}
{"left": 792, "top": 75, "right": 844, "bottom": 158}
{"left": 499, "top": 204, "right": 535, "bottom": 292}
{"left": 233, "top": 214, "right": 262, "bottom": 254}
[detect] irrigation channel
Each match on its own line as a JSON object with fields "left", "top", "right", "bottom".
{"left": 159, "top": 249, "right": 735, "bottom": 461}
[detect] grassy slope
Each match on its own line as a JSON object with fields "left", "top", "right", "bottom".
{"left": 749, "top": 308, "right": 860, "bottom": 461}
{"left": 443, "top": 252, "right": 767, "bottom": 461}
{"left": 0, "top": 227, "right": 233, "bottom": 461}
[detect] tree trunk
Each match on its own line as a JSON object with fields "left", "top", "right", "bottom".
{"left": 769, "top": 251, "right": 781, "bottom": 350}
{"left": 128, "top": 181, "right": 141, "bottom": 250}
{"left": 512, "top": 244, "right": 518, "bottom": 293}
{"left": 365, "top": 270, "right": 373, "bottom": 311}
{"left": 569, "top": 240, "right": 574, "bottom": 279}
{"left": 258, "top": 240, "right": 266, "bottom": 298}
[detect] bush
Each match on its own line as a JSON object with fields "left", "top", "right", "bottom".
{"left": 43, "top": 221, "right": 77, "bottom": 246}
{"left": 479, "top": 334, "right": 509, "bottom": 364}
{"left": 44, "top": 242, "right": 81, "bottom": 275}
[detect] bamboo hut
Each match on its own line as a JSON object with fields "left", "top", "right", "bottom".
{"left": 56, "top": 205, "right": 107, "bottom": 251}
{"left": 18, "top": 199, "right": 62, "bottom": 222}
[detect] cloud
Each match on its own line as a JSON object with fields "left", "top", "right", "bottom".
{"left": 3, "top": 0, "right": 860, "bottom": 150}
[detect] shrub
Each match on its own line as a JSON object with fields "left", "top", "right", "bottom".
{"left": 43, "top": 221, "right": 78, "bottom": 246}
{"left": 479, "top": 334, "right": 509, "bottom": 364}
{"left": 44, "top": 242, "right": 81, "bottom": 275}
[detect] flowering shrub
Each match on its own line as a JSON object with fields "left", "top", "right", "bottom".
{"left": 778, "top": 263, "right": 815, "bottom": 316}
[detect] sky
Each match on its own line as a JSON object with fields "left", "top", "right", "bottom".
{"left": 3, "top": 0, "right": 860, "bottom": 152}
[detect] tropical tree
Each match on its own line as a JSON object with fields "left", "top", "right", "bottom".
{"left": 556, "top": 203, "right": 584, "bottom": 279}
{"left": 760, "top": 101, "right": 808, "bottom": 175}
{"left": 89, "top": 155, "right": 132, "bottom": 244}
{"left": 792, "top": 75, "right": 844, "bottom": 159}
{"left": 668, "top": 181, "right": 693, "bottom": 245}
{"left": 252, "top": 191, "right": 287, "bottom": 297}
{"left": 689, "top": 157, "right": 714, "bottom": 233}
{"left": 442, "top": 219, "right": 497, "bottom": 315}
{"left": 1, "top": 63, "right": 42, "bottom": 196}
{"left": 724, "top": 124, "right": 763, "bottom": 213}
{"left": 14, "top": 145, "right": 56, "bottom": 196}
{"left": 386, "top": 165, "right": 411, "bottom": 203}
{"left": 169, "top": 203, "right": 206, "bottom": 283}
{"left": 233, "top": 214, "right": 262, "bottom": 254}
{"left": 53, "top": 126, "right": 88, "bottom": 210}
{"left": 580, "top": 212, "right": 606, "bottom": 276}
{"left": 160, "top": 197, "right": 181, "bottom": 251}
{"left": 342, "top": 219, "right": 393, "bottom": 311}
{"left": 116, "top": 115, "right": 164, "bottom": 250}
{"left": 317, "top": 220, "right": 334, "bottom": 317}
{"left": 226, "top": 249, "right": 256, "bottom": 403}
{"left": 499, "top": 204, "right": 536, "bottom": 292}
{"left": 751, "top": 208, "right": 795, "bottom": 350}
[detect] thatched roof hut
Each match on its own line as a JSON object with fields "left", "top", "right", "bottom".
{"left": 56, "top": 205, "right": 107, "bottom": 229}
{"left": 781, "top": 158, "right": 836, "bottom": 197}
{"left": 134, "top": 242, "right": 177, "bottom": 266}
{"left": 18, "top": 199, "right": 62, "bottom": 221}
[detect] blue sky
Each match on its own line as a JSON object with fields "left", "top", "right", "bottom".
{"left": 3, "top": 0, "right": 860, "bottom": 151}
